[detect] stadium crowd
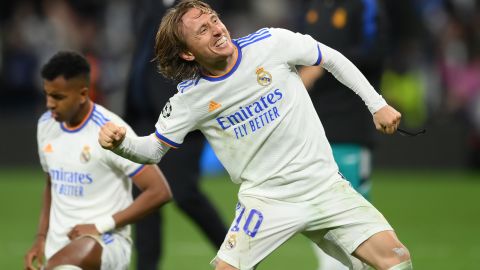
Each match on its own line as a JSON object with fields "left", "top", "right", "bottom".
{"left": 0, "top": 1, "right": 479, "bottom": 161}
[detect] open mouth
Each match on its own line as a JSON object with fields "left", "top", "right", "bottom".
{"left": 215, "top": 36, "right": 228, "bottom": 47}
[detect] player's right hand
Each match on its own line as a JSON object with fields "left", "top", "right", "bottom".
{"left": 98, "top": 121, "right": 126, "bottom": 150}
{"left": 24, "top": 237, "right": 45, "bottom": 270}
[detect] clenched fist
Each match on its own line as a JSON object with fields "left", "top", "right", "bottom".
{"left": 98, "top": 122, "right": 127, "bottom": 150}
{"left": 373, "top": 105, "right": 402, "bottom": 134}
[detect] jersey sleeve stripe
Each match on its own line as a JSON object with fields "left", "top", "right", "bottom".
{"left": 179, "top": 80, "right": 193, "bottom": 87}
{"left": 314, "top": 43, "right": 322, "bottom": 66}
{"left": 236, "top": 28, "right": 269, "bottom": 44}
{"left": 92, "top": 110, "right": 110, "bottom": 123}
{"left": 128, "top": 164, "right": 146, "bottom": 177}
{"left": 91, "top": 117, "right": 104, "bottom": 127}
{"left": 238, "top": 34, "right": 272, "bottom": 49}
{"left": 155, "top": 130, "right": 181, "bottom": 148}
{"left": 178, "top": 80, "right": 195, "bottom": 92}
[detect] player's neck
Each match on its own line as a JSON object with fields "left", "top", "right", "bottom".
{"left": 65, "top": 100, "right": 93, "bottom": 128}
{"left": 201, "top": 47, "right": 238, "bottom": 77}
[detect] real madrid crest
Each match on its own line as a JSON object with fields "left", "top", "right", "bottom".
{"left": 80, "top": 145, "right": 91, "bottom": 163}
{"left": 256, "top": 67, "right": 272, "bottom": 86}
{"left": 225, "top": 233, "right": 237, "bottom": 250}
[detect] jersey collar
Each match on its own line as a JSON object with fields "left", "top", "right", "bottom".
{"left": 201, "top": 40, "right": 242, "bottom": 82}
{"left": 60, "top": 102, "right": 94, "bottom": 133}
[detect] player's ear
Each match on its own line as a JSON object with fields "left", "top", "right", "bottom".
{"left": 79, "top": 86, "right": 89, "bottom": 104}
{"left": 179, "top": 51, "right": 195, "bottom": 61}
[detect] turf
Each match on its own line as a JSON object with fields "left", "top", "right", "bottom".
{"left": 0, "top": 167, "right": 479, "bottom": 269}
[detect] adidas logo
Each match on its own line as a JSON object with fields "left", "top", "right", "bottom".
{"left": 44, "top": 143, "right": 53, "bottom": 153}
{"left": 209, "top": 101, "right": 221, "bottom": 112}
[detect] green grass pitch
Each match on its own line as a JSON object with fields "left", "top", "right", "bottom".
{"left": 0, "top": 167, "right": 479, "bottom": 269}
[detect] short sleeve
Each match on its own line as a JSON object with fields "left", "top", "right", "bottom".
{"left": 154, "top": 94, "right": 194, "bottom": 148}
{"left": 270, "top": 28, "right": 322, "bottom": 66}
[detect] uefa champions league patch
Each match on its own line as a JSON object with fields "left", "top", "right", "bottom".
{"left": 161, "top": 101, "right": 172, "bottom": 118}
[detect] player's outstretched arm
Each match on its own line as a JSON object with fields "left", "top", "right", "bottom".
{"left": 319, "top": 44, "right": 387, "bottom": 115}
{"left": 373, "top": 105, "right": 402, "bottom": 134}
{"left": 99, "top": 122, "right": 169, "bottom": 164}
{"left": 24, "top": 175, "right": 51, "bottom": 270}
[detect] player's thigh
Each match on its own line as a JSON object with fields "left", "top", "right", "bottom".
{"left": 45, "top": 237, "right": 102, "bottom": 270}
{"left": 214, "top": 196, "right": 307, "bottom": 270}
{"left": 353, "top": 230, "right": 410, "bottom": 270}
{"left": 303, "top": 180, "right": 393, "bottom": 269}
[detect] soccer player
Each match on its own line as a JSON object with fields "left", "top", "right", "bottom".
{"left": 24, "top": 51, "right": 172, "bottom": 270}
{"left": 99, "top": 1, "right": 412, "bottom": 269}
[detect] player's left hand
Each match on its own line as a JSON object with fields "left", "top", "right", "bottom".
{"left": 373, "top": 105, "right": 401, "bottom": 134}
{"left": 67, "top": 224, "right": 100, "bottom": 240}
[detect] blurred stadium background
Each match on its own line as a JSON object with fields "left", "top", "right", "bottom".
{"left": 0, "top": 0, "right": 479, "bottom": 269}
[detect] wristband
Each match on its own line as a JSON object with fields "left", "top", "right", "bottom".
{"left": 94, "top": 216, "right": 116, "bottom": 234}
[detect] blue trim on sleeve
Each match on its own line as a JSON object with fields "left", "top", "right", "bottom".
{"left": 201, "top": 40, "right": 242, "bottom": 82}
{"left": 314, "top": 43, "right": 322, "bottom": 65}
{"left": 128, "top": 164, "right": 145, "bottom": 177}
{"left": 155, "top": 130, "right": 181, "bottom": 148}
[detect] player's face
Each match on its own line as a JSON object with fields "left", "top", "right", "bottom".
{"left": 179, "top": 8, "right": 235, "bottom": 68}
{"left": 43, "top": 76, "right": 88, "bottom": 125}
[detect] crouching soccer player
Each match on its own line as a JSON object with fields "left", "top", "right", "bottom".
{"left": 99, "top": 1, "right": 412, "bottom": 269}
{"left": 24, "top": 51, "right": 172, "bottom": 270}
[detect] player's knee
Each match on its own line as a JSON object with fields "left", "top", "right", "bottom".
{"left": 387, "top": 260, "right": 413, "bottom": 270}
{"left": 378, "top": 246, "right": 411, "bottom": 270}
{"left": 50, "top": 265, "right": 82, "bottom": 270}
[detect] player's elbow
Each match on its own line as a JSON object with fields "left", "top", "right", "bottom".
{"left": 152, "top": 175, "right": 172, "bottom": 206}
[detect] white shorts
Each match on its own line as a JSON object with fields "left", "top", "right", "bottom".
{"left": 213, "top": 177, "right": 393, "bottom": 270}
{"left": 96, "top": 232, "right": 132, "bottom": 270}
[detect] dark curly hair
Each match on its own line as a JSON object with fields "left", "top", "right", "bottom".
{"left": 41, "top": 51, "right": 90, "bottom": 82}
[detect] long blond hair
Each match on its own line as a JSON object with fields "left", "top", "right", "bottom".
{"left": 154, "top": 0, "right": 217, "bottom": 82}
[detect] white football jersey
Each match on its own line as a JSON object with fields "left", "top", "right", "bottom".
{"left": 155, "top": 28, "right": 384, "bottom": 201}
{"left": 37, "top": 103, "right": 144, "bottom": 259}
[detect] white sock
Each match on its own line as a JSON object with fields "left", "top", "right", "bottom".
{"left": 52, "top": 265, "right": 82, "bottom": 270}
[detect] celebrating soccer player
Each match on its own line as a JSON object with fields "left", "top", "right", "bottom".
{"left": 99, "top": 1, "right": 411, "bottom": 269}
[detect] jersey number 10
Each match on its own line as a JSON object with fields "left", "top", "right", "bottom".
{"left": 230, "top": 203, "right": 264, "bottom": 238}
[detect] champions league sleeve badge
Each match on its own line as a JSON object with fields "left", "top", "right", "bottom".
{"left": 161, "top": 101, "right": 172, "bottom": 118}
{"left": 80, "top": 145, "right": 91, "bottom": 163}
{"left": 256, "top": 67, "right": 272, "bottom": 86}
